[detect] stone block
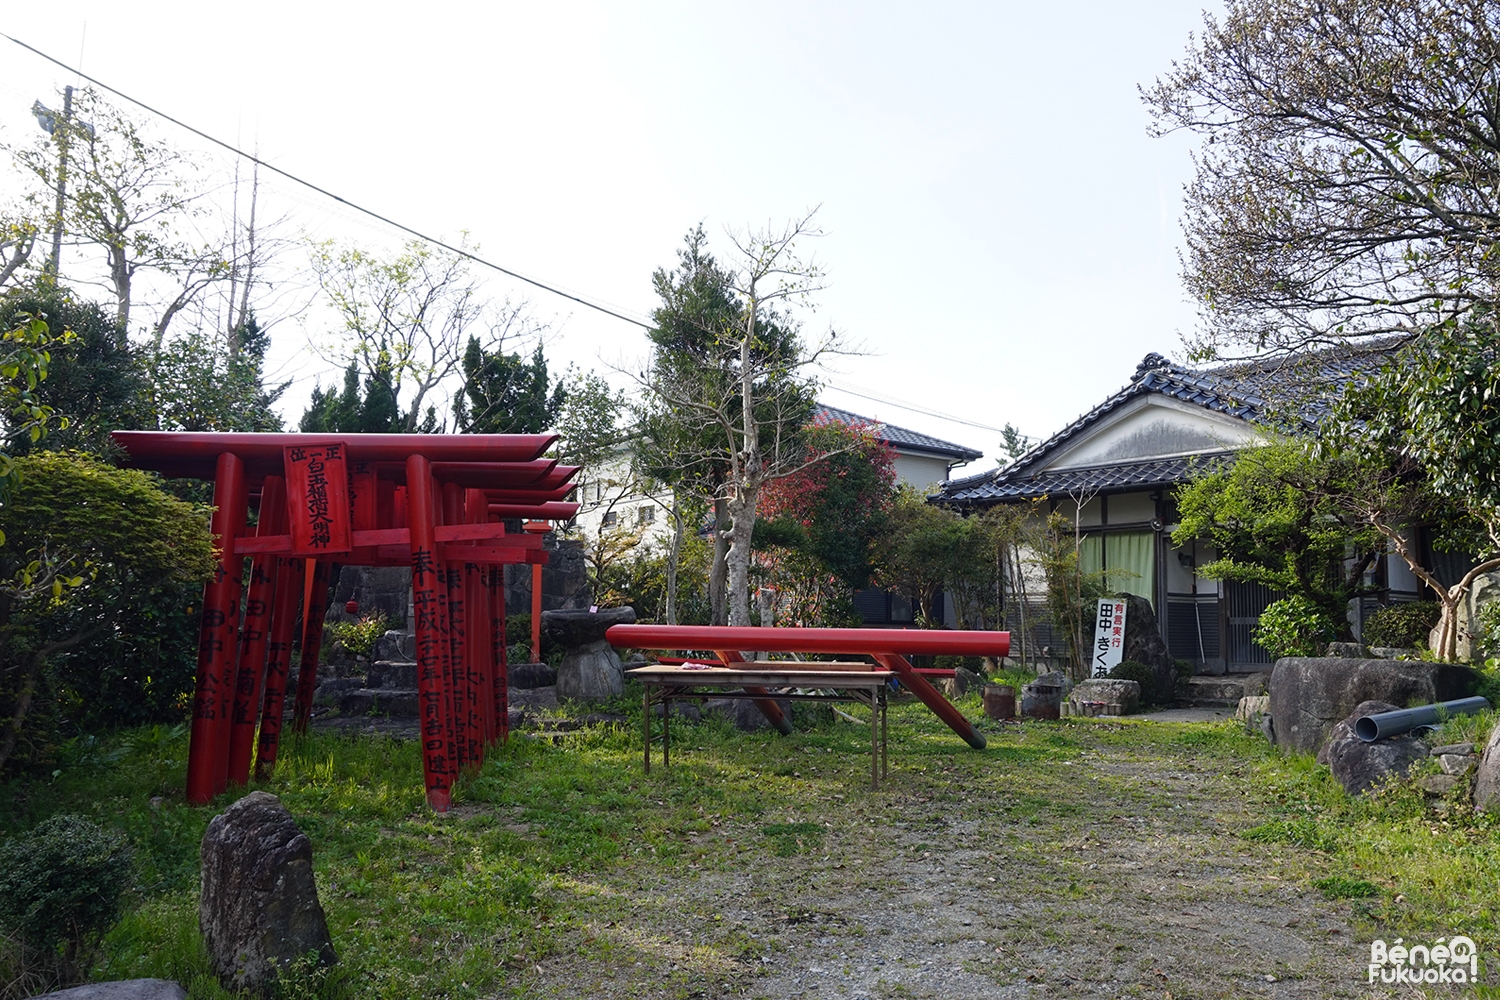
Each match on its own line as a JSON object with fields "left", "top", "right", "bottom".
{"left": 507, "top": 662, "right": 557, "bottom": 690}
{"left": 1439, "top": 753, "right": 1476, "bottom": 776}
{"left": 1473, "top": 724, "right": 1500, "bottom": 813}
{"left": 1069, "top": 678, "right": 1141, "bottom": 716}
{"left": 367, "top": 660, "right": 416, "bottom": 689}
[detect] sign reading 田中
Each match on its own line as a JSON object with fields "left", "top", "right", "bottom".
{"left": 1092, "top": 598, "right": 1127, "bottom": 676}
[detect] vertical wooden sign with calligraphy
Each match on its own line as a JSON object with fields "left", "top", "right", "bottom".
{"left": 284, "top": 443, "right": 353, "bottom": 556}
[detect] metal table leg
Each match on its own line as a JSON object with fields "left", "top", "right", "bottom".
{"left": 643, "top": 684, "right": 651, "bottom": 775}
{"left": 881, "top": 686, "right": 888, "bottom": 780}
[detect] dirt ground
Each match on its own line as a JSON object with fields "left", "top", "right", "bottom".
{"left": 507, "top": 721, "right": 1400, "bottom": 1000}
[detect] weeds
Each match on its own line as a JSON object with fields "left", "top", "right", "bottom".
{"left": 0, "top": 690, "right": 1498, "bottom": 997}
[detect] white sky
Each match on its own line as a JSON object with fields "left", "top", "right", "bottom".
{"left": 0, "top": 2, "right": 1219, "bottom": 476}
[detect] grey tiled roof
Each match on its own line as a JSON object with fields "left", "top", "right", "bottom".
{"left": 930, "top": 339, "right": 1405, "bottom": 507}
{"left": 936, "top": 454, "right": 1237, "bottom": 503}
{"left": 815, "top": 404, "right": 983, "bottom": 462}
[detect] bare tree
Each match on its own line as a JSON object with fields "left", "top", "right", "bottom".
{"left": 1144, "top": 0, "right": 1500, "bottom": 356}
{"left": 308, "top": 237, "right": 534, "bottom": 432}
{"left": 7, "top": 88, "right": 225, "bottom": 340}
{"left": 637, "top": 211, "right": 850, "bottom": 626}
{"left": 0, "top": 214, "right": 39, "bottom": 289}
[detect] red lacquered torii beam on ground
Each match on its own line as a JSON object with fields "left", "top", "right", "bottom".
{"left": 111, "top": 431, "right": 580, "bottom": 811}
{"left": 603, "top": 624, "right": 1010, "bottom": 749}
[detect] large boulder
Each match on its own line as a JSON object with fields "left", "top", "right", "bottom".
{"left": 1474, "top": 723, "right": 1500, "bottom": 813}
{"left": 1446, "top": 570, "right": 1500, "bottom": 662}
{"left": 941, "top": 666, "right": 986, "bottom": 699}
{"left": 1268, "top": 657, "right": 1477, "bottom": 756}
{"left": 703, "top": 697, "right": 793, "bottom": 731}
{"left": 1117, "top": 595, "right": 1179, "bottom": 703}
{"left": 1320, "top": 700, "right": 1430, "bottom": 795}
{"left": 28, "top": 982, "right": 186, "bottom": 1000}
{"left": 199, "top": 792, "right": 336, "bottom": 993}
{"left": 555, "top": 640, "right": 625, "bottom": 702}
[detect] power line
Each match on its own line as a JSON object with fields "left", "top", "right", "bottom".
{"left": 1, "top": 31, "right": 655, "bottom": 331}
{"left": 823, "top": 378, "right": 1033, "bottom": 440}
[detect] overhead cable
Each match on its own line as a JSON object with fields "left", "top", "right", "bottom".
{"left": 0, "top": 31, "right": 654, "bottom": 330}
{"left": 823, "top": 378, "right": 1030, "bottom": 439}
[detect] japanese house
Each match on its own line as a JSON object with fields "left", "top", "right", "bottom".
{"left": 929, "top": 346, "right": 1424, "bottom": 673}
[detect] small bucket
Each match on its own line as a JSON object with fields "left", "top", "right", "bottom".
{"left": 982, "top": 683, "right": 1015, "bottom": 720}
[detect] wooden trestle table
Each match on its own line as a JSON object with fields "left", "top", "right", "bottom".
{"left": 626, "top": 662, "right": 895, "bottom": 787}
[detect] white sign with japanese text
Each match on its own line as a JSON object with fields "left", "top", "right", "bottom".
{"left": 1092, "top": 598, "right": 1127, "bottom": 676}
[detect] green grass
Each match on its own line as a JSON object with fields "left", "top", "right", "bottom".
{"left": 2, "top": 685, "right": 1499, "bottom": 997}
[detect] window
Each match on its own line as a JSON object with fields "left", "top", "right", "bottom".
{"left": 601, "top": 511, "right": 617, "bottom": 528}
{"left": 639, "top": 505, "right": 655, "bottom": 525}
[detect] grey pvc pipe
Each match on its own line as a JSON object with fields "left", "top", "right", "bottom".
{"left": 1354, "top": 697, "right": 1491, "bottom": 742}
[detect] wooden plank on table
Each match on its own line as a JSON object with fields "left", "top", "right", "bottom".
{"left": 738, "top": 660, "right": 877, "bottom": 672}
{"left": 625, "top": 667, "right": 891, "bottom": 688}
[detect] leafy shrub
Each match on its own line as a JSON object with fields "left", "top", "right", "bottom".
{"left": 326, "top": 612, "right": 389, "bottom": 659}
{"left": 1108, "top": 659, "right": 1175, "bottom": 706}
{"left": 1253, "top": 595, "right": 1338, "bottom": 660}
{"left": 1361, "top": 601, "right": 1439, "bottom": 649}
{"left": 505, "top": 613, "right": 531, "bottom": 647}
{"left": 0, "top": 815, "right": 133, "bottom": 961}
{"left": 934, "top": 655, "right": 985, "bottom": 674}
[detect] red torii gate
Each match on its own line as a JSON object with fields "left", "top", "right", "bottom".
{"left": 112, "top": 432, "right": 580, "bottom": 812}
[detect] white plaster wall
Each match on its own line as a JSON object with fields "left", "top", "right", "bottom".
{"left": 894, "top": 452, "right": 955, "bottom": 491}
{"left": 1052, "top": 496, "right": 1103, "bottom": 527}
{"left": 1108, "top": 492, "right": 1156, "bottom": 525}
{"left": 1044, "top": 396, "right": 1261, "bottom": 471}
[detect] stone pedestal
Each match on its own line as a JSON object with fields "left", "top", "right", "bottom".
{"left": 543, "top": 607, "right": 637, "bottom": 703}
{"left": 556, "top": 640, "right": 626, "bottom": 701}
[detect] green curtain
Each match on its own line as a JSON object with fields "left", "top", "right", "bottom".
{"left": 1105, "top": 531, "right": 1155, "bottom": 606}
{"left": 1079, "top": 534, "right": 1103, "bottom": 580}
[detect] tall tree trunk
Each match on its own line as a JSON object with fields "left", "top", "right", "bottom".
{"left": 665, "top": 498, "right": 683, "bottom": 625}
{"left": 1371, "top": 520, "right": 1500, "bottom": 660}
{"left": 710, "top": 497, "right": 729, "bottom": 625}
{"left": 725, "top": 491, "right": 757, "bottom": 627}
{"left": 110, "top": 244, "right": 131, "bottom": 342}
{"left": 0, "top": 629, "right": 95, "bottom": 773}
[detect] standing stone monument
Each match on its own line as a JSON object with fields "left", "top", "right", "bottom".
{"left": 199, "top": 792, "right": 337, "bottom": 993}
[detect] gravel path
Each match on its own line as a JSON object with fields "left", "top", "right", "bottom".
{"left": 515, "top": 723, "right": 1396, "bottom": 1000}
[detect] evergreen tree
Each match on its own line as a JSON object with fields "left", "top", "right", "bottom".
{"left": 300, "top": 353, "right": 421, "bottom": 433}
{"left": 453, "top": 339, "right": 565, "bottom": 433}
{"left": 0, "top": 285, "right": 147, "bottom": 452}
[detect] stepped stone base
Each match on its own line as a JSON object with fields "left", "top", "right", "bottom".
{"left": 1180, "top": 672, "right": 1270, "bottom": 709}
{"left": 339, "top": 688, "right": 420, "bottom": 717}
